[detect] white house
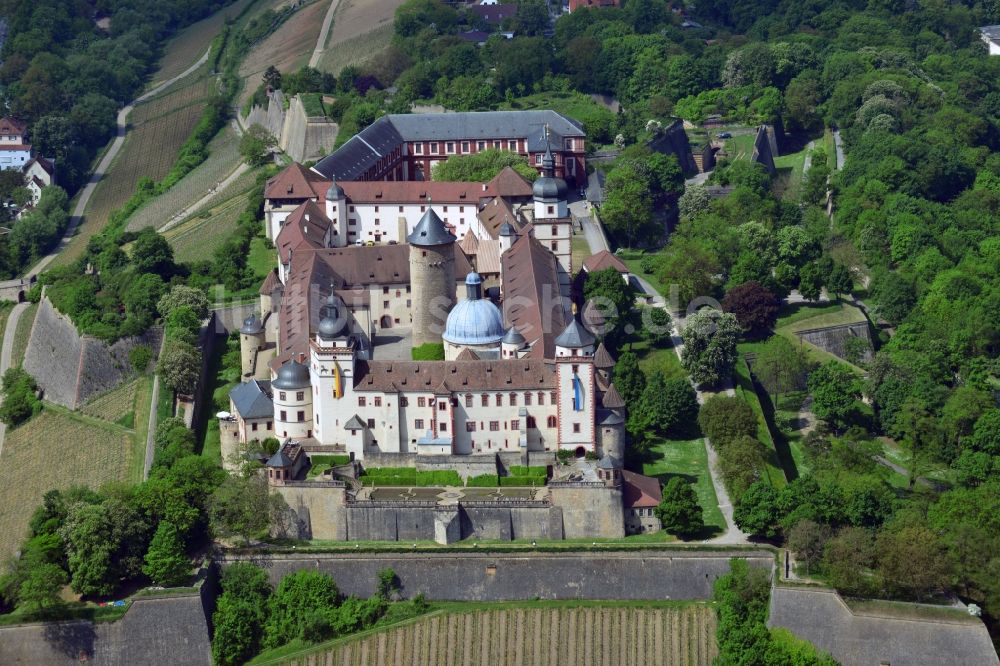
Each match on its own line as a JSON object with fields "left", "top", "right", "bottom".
{"left": 0, "top": 118, "right": 31, "bottom": 172}
{"left": 981, "top": 25, "right": 1000, "bottom": 55}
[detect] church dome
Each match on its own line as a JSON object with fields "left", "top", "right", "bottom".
{"left": 443, "top": 273, "right": 504, "bottom": 346}
{"left": 272, "top": 359, "right": 311, "bottom": 390}
{"left": 532, "top": 175, "right": 566, "bottom": 201}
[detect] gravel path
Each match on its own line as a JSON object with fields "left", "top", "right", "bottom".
{"left": 26, "top": 46, "right": 212, "bottom": 278}
{"left": 833, "top": 129, "right": 845, "bottom": 170}
{"left": 0, "top": 302, "right": 29, "bottom": 456}
{"left": 309, "top": 0, "right": 343, "bottom": 68}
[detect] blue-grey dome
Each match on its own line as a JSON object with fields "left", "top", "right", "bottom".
{"left": 272, "top": 359, "right": 311, "bottom": 390}
{"left": 240, "top": 312, "right": 263, "bottom": 335}
{"left": 443, "top": 273, "right": 504, "bottom": 346}
{"left": 325, "top": 179, "right": 344, "bottom": 200}
{"left": 502, "top": 327, "right": 525, "bottom": 346}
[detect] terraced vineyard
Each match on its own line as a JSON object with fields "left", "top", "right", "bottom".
{"left": 152, "top": 0, "right": 259, "bottom": 85}
{"left": 164, "top": 189, "right": 256, "bottom": 262}
{"left": 126, "top": 125, "right": 248, "bottom": 233}
{"left": 80, "top": 378, "right": 141, "bottom": 425}
{"left": 277, "top": 604, "right": 717, "bottom": 666}
{"left": 0, "top": 409, "right": 135, "bottom": 560}
{"left": 55, "top": 71, "right": 216, "bottom": 267}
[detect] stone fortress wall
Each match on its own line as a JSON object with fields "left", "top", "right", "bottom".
{"left": 23, "top": 298, "right": 162, "bottom": 409}
{"left": 221, "top": 550, "right": 775, "bottom": 601}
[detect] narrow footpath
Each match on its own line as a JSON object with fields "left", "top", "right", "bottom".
{"left": 0, "top": 302, "right": 30, "bottom": 456}
{"left": 308, "top": 0, "right": 342, "bottom": 68}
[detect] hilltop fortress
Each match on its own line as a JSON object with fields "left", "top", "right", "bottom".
{"left": 222, "top": 111, "right": 661, "bottom": 543}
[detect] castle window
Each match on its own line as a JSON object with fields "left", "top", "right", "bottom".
{"left": 367, "top": 418, "right": 375, "bottom": 428}
{"left": 535, "top": 154, "right": 543, "bottom": 165}
{"left": 439, "top": 401, "right": 447, "bottom": 410}
{"left": 251, "top": 422, "right": 258, "bottom": 431}
{"left": 548, "top": 206, "right": 554, "bottom": 215}
{"left": 461, "top": 141, "right": 470, "bottom": 153}
{"left": 418, "top": 397, "right": 426, "bottom": 407}
{"left": 415, "top": 419, "right": 424, "bottom": 430}
{"left": 493, "top": 140, "right": 501, "bottom": 149}
{"left": 495, "top": 394, "right": 502, "bottom": 407}
{"left": 572, "top": 365, "right": 578, "bottom": 374}
{"left": 481, "top": 394, "right": 488, "bottom": 407}
{"left": 573, "top": 423, "right": 581, "bottom": 433}
{"left": 527, "top": 416, "right": 536, "bottom": 428}
{"left": 374, "top": 206, "right": 379, "bottom": 212}
{"left": 358, "top": 397, "right": 366, "bottom": 406}
{"left": 374, "top": 397, "right": 382, "bottom": 407}
{"left": 508, "top": 140, "right": 517, "bottom": 151}
{"left": 509, "top": 393, "right": 517, "bottom": 406}
{"left": 296, "top": 391, "right": 304, "bottom": 401}
{"left": 349, "top": 219, "right": 356, "bottom": 226}
{"left": 511, "top": 419, "right": 519, "bottom": 430}
{"left": 466, "top": 422, "right": 476, "bottom": 431}
{"left": 477, "top": 141, "right": 485, "bottom": 151}
{"left": 446, "top": 141, "right": 455, "bottom": 154}
{"left": 396, "top": 290, "right": 401, "bottom": 297}
{"left": 280, "top": 410, "right": 287, "bottom": 420}
{"left": 430, "top": 142, "right": 438, "bottom": 153}
{"left": 414, "top": 143, "right": 423, "bottom": 155}
{"left": 279, "top": 392, "right": 286, "bottom": 401}
{"left": 440, "top": 423, "right": 447, "bottom": 432}
{"left": 489, "top": 421, "right": 499, "bottom": 431}
{"left": 399, "top": 206, "right": 404, "bottom": 213}
{"left": 443, "top": 205, "right": 448, "bottom": 212}
{"left": 524, "top": 393, "right": 531, "bottom": 405}
{"left": 297, "top": 411, "right": 305, "bottom": 422}
{"left": 547, "top": 415, "right": 557, "bottom": 428}
{"left": 401, "top": 397, "right": 408, "bottom": 407}
{"left": 551, "top": 225, "right": 558, "bottom": 235}
{"left": 465, "top": 394, "right": 473, "bottom": 407}
{"left": 383, "top": 301, "right": 389, "bottom": 308}
{"left": 350, "top": 206, "right": 355, "bottom": 212}
{"left": 550, "top": 241, "right": 557, "bottom": 252}
{"left": 537, "top": 392, "right": 544, "bottom": 405}
{"left": 383, "top": 287, "right": 389, "bottom": 294}
{"left": 267, "top": 421, "right": 272, "bottom": 429}
{"left": 550, "top": 392, "right": 557, "bottom": 404}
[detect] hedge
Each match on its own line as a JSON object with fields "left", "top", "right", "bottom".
{"left": 499, "top": 476, "right": 545, "bottom": 487}
{"left": 310, "top": 454, "right": 351, "bottom": 467}
{"left": 360, "top": 468, "right": 462, "bottom": 487}
{"left": 509, "top": 466, "right": 547, "bottom": 478}
{"left": 466, "top": 474, "right": 500, "bottom": 486}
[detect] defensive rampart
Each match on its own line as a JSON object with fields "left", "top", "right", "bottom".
{"left": 219, "top": 549, "right": 774, "bottom": 601}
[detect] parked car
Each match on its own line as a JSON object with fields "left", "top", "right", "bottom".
{"left": 365, "top": 240, "right": 376, "bottom": 246}
{"left": 387, "top": 240, "right": 398, "bottom": 245}
{"left": 354, "top": 239, "right": 363, "bottom": 246}
{"left": 718, "top": 131, "right": 732, "bottom": 139}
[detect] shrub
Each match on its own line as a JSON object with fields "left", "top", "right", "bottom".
{"left": 129, "top": 345, "right": 153, "bottom": 373}
{"left": 500, "top": 476, "right": 544, "bottom": 487}
{"left": 411, "top": 343, "right": 445, "bottom": 360}
{"left": 697, "top": 395, "right": 758, "bottom": 445}
{"left": 0, "top": 367, "right": 42, "bottom": 426}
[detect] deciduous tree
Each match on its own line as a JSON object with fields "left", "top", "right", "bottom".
{"left": 721, "top": 281, "right": 780, "bottom": 338}
{"left": 681, "top": 309, "right": 741, "bottom": 387}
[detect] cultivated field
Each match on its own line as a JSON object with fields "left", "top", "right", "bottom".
{"left": 275, "top": 604, "right": 718, "bottom": 666}
{"left": 55, "top": 72, "right": 216, "bottom": 267}
{"left": 318, "top": 21, "right": 393, "bottom": 75}
{"left": 0, "top": 409, "right": 136, "bottom": 560}
{"left": 314, "top": 0, "right": 403, "bottom": 75}
{"left": 239, "top": 0, "right": 328, "bottom": 105}
{"left": 152, "top": 0, "right": 260, "bottom": 85}
{"left": 164, "top": 189, "right": 256, "bottom": 262}
{"left": 126, "top": 125, "right": 247, "bottom": 233}
{"left": 80, "top": 378, "right": 140, "bottom": 425}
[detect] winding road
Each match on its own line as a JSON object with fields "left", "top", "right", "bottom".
{"left": 25, "top": 46, "right": 213, "bottom": 278}
{"left": 308, "top": 0, "right": 342, "bottom": 68}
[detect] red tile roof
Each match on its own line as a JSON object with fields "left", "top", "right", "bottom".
{"left": 355, "top": 358, "right": 556, "bottom": 392}
{"left": 500, "top": 232, "right": 567, "bottom": 358}
{"left": 0, "top": 117, "right": 26, "bottom": 136}
{"left": 621, "top": 470, "right": 662, "bottom": 509}
{"left": 487, "top": 166, "right": 534, "bottom": 199}
{"left": 264, "top": 163, "right": 328, "bottom": 200}
{"left": 582, "top": 250, "right": 629, "bottom": 274}
{"left": 339, "top": 180, "right": 498, "bottom": 204}
{"left": 276, "top": 200, "right": 330, "bottom": 263}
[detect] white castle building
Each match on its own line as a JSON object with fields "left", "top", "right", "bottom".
{"left": 226, "top": 146, "right": 627, "bottom": 464}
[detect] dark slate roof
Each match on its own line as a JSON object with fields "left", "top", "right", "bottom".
{"left": 593, "top": 342, "right": 615, "bottom": 368}
{"left": 344, "top": 414, "right": 366, "bottom": 430}
{"left": 598, "top": 409, "right": 624, "bottom": 425}
{"left": 586, "top": 170, "right": 606, "bottom": 204}
{"left": 312, "top": 116, "right": 404, "bottom": 179}
{"left": 597, "top": 454, "right": 621, "bottom": 469}
{"left": 768, "top": 586, "right": 1000, "bottom": 666}
{"left": 267, "top": 448, "right": 294, "bottom": 467}
{"left": 407, "top": 207, "right": 457, "bottom": 246}
{"left": 229, "top": 380, "right": 273, "bottom": 419}
{"left": 601, "top": 383, "right": 625, "bottom": 409}
{"left": 469, "top": 4, "right": 517, "bottom": 24}
{"left": 240, "top": 312, "right": 264, "bottom": 335}
{"left": 554, "top": 315, "right": 596, "bottom": 349}
{"left": 272, "top": 360, "right": 311, "bottom": 389}
{"left": 502, "top": 327, "right": 526, "bottom": 345}
{"left": 386, "top": 111, "right": 583, "bottom": 144}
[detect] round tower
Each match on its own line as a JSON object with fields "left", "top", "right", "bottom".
{"left": 598, "top": 382, "right": 625, "bottom": 460}
{"left": 408, "top": 207, "right": 457, "bottom": 347}
{"left": 272, "top": 359, "right": 313, "bottom": 440}
{"left": 239, "top": 312, "right": 265, "bottom": 378}
{"left": 501, "top": 327, "right": 526, "bottom": 359}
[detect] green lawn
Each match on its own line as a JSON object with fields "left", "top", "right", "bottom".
{"left": 641, "top": 438, "right": 726, "bottom": 538}
{"left": 629, "top": 338, "right": 686, "bottom": 380}
{"left": 720, "top": 132, "right": 757, "bottom": 160}
{"left": 733, "top": 355, "right": 790, "bottom": 487}
{"left": 773, "top": 147, "right": 809, "bottom": 200}
{"left": 248, "top": 235, "right": 274, "bottom": 279}
{"left": 618, "top": 250, "right": 672, "bottom": 302}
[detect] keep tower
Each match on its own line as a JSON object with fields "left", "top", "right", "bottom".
{"left": 407, "top": 207, "right": 457, "bottom": 347}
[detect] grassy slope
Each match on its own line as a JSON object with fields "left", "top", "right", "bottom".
{"left": 642, "top": 438, "right": 725, "bottom": 537}
{"left": 10, "top": 302, "right": 37, "bottom": 368}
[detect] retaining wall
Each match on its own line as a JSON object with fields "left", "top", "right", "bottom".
{"left": 794, "top": 321, "right": 873, "bottom": 364}
{"left": 219, "top": 550, "right": 774, "bottom": 601}
{"left": 23, "top": 298, "right": 162, "bottom": 409}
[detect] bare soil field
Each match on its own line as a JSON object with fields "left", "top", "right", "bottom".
{"left": 239, "top": 0, "right": 328, "bottom": 105}
{"left": 53, "top": 73, "right": 215, "bottom": 268}
{"left": 0, "top": 409, "right": 135, "bottom": 560}
{"left": 153, "top": 0, "right": 260, "bottom": 85}
{"left": 275, "top": 604, "right": 718, "bottom": 666}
